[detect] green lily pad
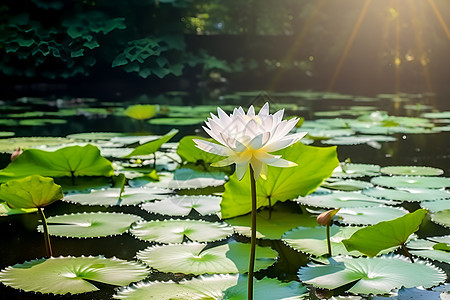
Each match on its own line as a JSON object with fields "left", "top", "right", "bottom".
{"left": 430, "top": 210, "right": 450, "bottom": 228}
{"left": 0, "top": 144, "right": 114, "bottom": 182}
{"left": 422, "top": 111, "right": 450, "bottom": 119}
{"left": 63, "top": 187, "right": 170, "bottom": 206}
{"left": 0, "top": 131, "right": 15, "bottom": 138}
{"left": 363, "top": 187, "right": 450, "bottom": 202}
{"left": 225, "top": 203, "right": 318, "bottom": 240}
{"left": 296, "top": 191, "right": 394, "bottom": 209}
{"left": 167, "top": 167, "right": 227, "bottom": 189}
{"left": 124, "top": 104, "right": 157, "bottom": 120}
{"left": 0, "top": 137, "right": 74, "bottom": 153}
{"left": 221, "top": 143, "right": 339, "bottom": 218}
{"left": 298, "top": 255, "right": 446, "bottom": 295}
{"left": 19, "top": 119, "right": 67, "bottom": 126}
{"left": 282, "top": 226, "right": 381, "bottom": 257}
{"left": 176, "top": 135, "right": 224, "bottom": 164}
{"left": 0, "top": 175, "right": 63, "bottom": 208}
{"left": 421, "top": 199, "right": 450, "bottom": 212}
{"left": 123, "top": 129, "right": 178, "bottom": 158}
{"left": 130, "top": 219, "right": 233, "bottom": 243}
{"left": 380, "top": 166, "right": 444, "bottom": 176}
{"left": 114, "top": 274, "right": 239, "bottom": 300}
{"left": 37, "top": 212, "right": 142, "bottom": 238}
{"left": 321, "top": 179, "right": 373, "bottom": 191}
{"left": 332, "top": 163, "right": 381, "bottom": 178}
{"left": 136, "top": 241, "right": 277, "bottom": 275}
{"left": 67, "top": 132, "right": 127, "bottom": 141}
{"left": 0, "top": 256, "right": 149, "bottom": 294}
{"left": 306, "top": 129, "right": 355, "bottom": 139}
{"left": 0, "top": 202, "right": 37, "bottom": 216}
{"left": 371, "top": 176, "right": 450, "bottom": 189}
{"left": 406, "top": 236, "right": 450, "bottom": 263}
{"left": 148, "top": 118, "right": 205, "bottom": 126}
{"left": 141, "top": 195, "right": 222, "bottom": 216}
{"left": 342, "top": 209, "right": 427, "bottom": 257}
{"left": 334, "top": 206, "right": 408, "bottom": 225}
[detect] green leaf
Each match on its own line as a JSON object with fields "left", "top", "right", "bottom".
{"left": 431, "top": 209, "right": 450, "bottom": 228}
{"left": 0, "top": 202, "right": 37, "bottom": 216}
{"left": 371, "top": 176, "right": 450, "bottom": 189}
{"left": 221, "top": 143, "right": 339, "bottom": 218}
{"left": 148, "top": 117, "right": 205, "bottom": 126}
{"left": 334, "top": 206, "right": 408, "bottom": 225}
{"left": 123, "top": 129, "right": 178, "bottom": 158}
{"left": 38, "top": 212, "right": 142, "bottom": 238}
{"left": 0, "top": 144, "right": 114, "bottom": 182}
{"left": 176, "top": 135, "right": 224, "bottom": 164}
{"left": 0, "top": 175, "right": 63, "bottom": 208}
{"left": 342, "top": 209, "right": 427, "bottom": 256}
{"left": 136, "top": 241, "right": 277, "bottom": 275}
{"left": 112, "top": 53, "right": 128, "bottom": 67}
{"left": 298, "top": 255, "right": 446, "bottom": 295}
{"left": 141, "top": 195, "right": 221, "bottom": 216}
{"left": 406, "top": 237, "right": 450, "bottom": 263}
{"left": 0, "top": 256, "right": 149, "bottom": 294}
{"left": 380, "top": 166, "right": 444, "bottom": 176}
{"left": 124, "top": 104, "right": 157, "bottom": 120}
{"left": 130, "top": 219, "right": 233, "bottom": 243}
{"left": 296, "top": 191, "right": 396, "bottom": 209}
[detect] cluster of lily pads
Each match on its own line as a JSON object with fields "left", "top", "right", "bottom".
{"left": 0, "top": 91, "right": 448, "bottom": 299}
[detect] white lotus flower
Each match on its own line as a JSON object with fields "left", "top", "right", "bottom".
{"left": 194, "top": 103, "right": 307, "bottom": 180}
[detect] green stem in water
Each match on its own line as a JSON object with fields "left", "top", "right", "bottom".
{"left": 38, "top": 207, "right": 53, "bottom": 258}
{"left": 153, "top": 153, "right": 157, "bottom": 169}
{"left": 326, "top": 222, "right": 332, "bottom": 257}
{"left": 268, "top": 196, "right": 272, "bottom": 220}
{"left": 248, "top": 166, "right": 257, "bottom": 300}
{"left": 402, "top": 243, "right": 414, "bottom": 263}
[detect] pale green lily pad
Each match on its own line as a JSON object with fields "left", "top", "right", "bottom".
{"left": 124, "top": 104, "right": 157, "bottom": 120}
{"left": 334, "top": 206, "right": 408, "bottom": 225}
{"left": 225, "top": 203, "right": 317, "bottom": 240}
{"left": 0, "top": 175, "right": 63, "bottom": 208}
{"left": 363, "top": 187, "right": 450, "bottom": 202}
{"left": 167, "top": 167, "right": 227, "bottom": 189}
{"left": 141, "top": 195, "right": 222, "bottom": 216}
{"left": 0, "top": 256, "right": 149, "bottom": 294}
{"left": 0, "top": 131, "right": 15, "bottom": 138}
{"left": 130, "top": 219, "right": 233, "bottom": 243}
{"left": 0, "top": 202, "right": 37, "bottom": 216}
{"left": 371, "top": 176, "right": 450, "bottom": 189}
{"left": 67, "top": 132, "right": 127, "bottom": 141}
{"left": 322, "top": 135, "right": 395, "bottom": 146}
{"left": 114, "top": 274, "right": 239, "bottom": 300}
{"left": 19, "top": 119, "right": 67, "bottom": 126}
{"left": 306, "top": 129, "right": 355, "bottom": 139}
{"left": 422, "top": 111, "right": 450, "bottom": 119}
{"left": 136, "top": 241, "right": 277, "bottom": 275}
{"left": 148, "top": 118, "right": 205, "bottom": 126}
{"left": 63, "top": 187, "right": 170, "bottom": 206}
{"left": 223, "top": 275, "right": 308, "bottom": 299}
{"left": 296, "top": 191, "right": 394, "bottom": 209}
{"left": 37, "top": 212, "right": 143, "bottom": 238}
{"left": 398, "top": 286, "right": 449, "bottom": 300}
{"left": 380, "top": 166, "right": 444, "bottom": 176}
{"left": 406, "top": 237, "right": 450, "bottom": 263}
{"left": 298, "top": 255, "right": 446, "bottom": 295}
{"left": 0, "top": 137, "right": 74, "bottom": 153}
{"left": 332, "top": 163, "right": 381, "bottom": 178}
{"left": 430, "top": 210, "right": 450, "bottom": 228}
{"left": 342, "top": 209, "right": 427, "bottom": 257}
{"left": 321, "top": 179, "right": 373, "bottom": 191}
{"left": 421, "top": 199, "right": 450, "bottom": 212}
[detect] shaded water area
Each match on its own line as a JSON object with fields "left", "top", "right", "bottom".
{"left": 0, "top": 89, "right": 449, "bottom": 299}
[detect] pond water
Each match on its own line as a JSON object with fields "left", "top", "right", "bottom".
{"left": 0, "top": 90, "right": 449, "bottom": 299}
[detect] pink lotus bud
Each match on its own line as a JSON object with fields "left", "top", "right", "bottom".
{"left": 317, "top": 208, "right": 340, "bottom": 226}
{"left": 11, "top": 147, "right": 23, "bottom": 161}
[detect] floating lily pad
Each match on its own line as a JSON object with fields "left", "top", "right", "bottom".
{"left": 380, "top": 166, "right": 444, "bottom": 176}
{"left": 321, "top": 179, "right": 373, "bottom": 191}
{"left": 37, "top": 212, "right": 142, "bottom": 238}
{"left": 371, "top": 176, "right": 450, "bottom": 189}
{"left": 306, "top": 129, "right": 355, "bottom": 139}
{"left": 430, "top": 210, "right": 450, "bottom": 228}
{"left": 19, "top": 119, "right": 67, "bottom": 126}
{"left": 422, "top": 111, "right": 450, "bottom": 119}
{"left": 420, "top": 199, "right": 450, "bottom": 212}
{"left": 63, "top": 187, "right": 170, "bottom": 206}
{"left": 295, "top": 191, "right": 393, "bottom": 209}
{"left": 334, "top": 206, "right": 408, "bottom": 225}
{"left": 298, "top": 255, "right": 446, "bottom": 295}
{"left": 0, "top": 256, "right": 149, "bottom": 294}
{"left": 406, "top": 236, "right": 450, "bottom": 263}
{"left": 398, "top": 286, "right": 449, "bottom": 300}
{"left": 141, "top": 195, "right": 222, "bottom": 216}
{"left": 332, "top": 163, "right": 380, "bottom": 178}
{"left": 114, "top": 274, "right": 239, "bottom": 300}
{"left": 167, "top": 167, "right": 227, "bottom": 189}
{"left": 136, "top": 241, "right": 277, "bottom": 275}
{"left": 363, "top": 187, "right": 450, "bottom": 202}
{"left": 0, "top": 137, "right": 74, "bottom": 153}
{"left": 148, "top": 118, "right": 205, "bottom": 126}
{"left": 225, "top": 203, "right": 317, "bottom": 240}
{"left": 0, "top": 131, "right": 15, "bottom": 138}
{"left": 322, "top": 135, "right": 395, "bottom": 146}
{"left": 130, "top": 219, "right": 233, "bottom": 243}
{"left": 124, "top": 104, "right": 157, "bottom": 120}
{"left": 67, "top": 132, "right": 127, "bottom": 141}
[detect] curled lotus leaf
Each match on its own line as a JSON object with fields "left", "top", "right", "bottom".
{"left": 0, "top": 202, "right": 37, "bottom": 216}
{"left": 0, "top": 256, "right": 149, "bottom": 294}
{"left": 371, "top": 176, "right": 450, "bottom": 189}
{"left": 363, "top": 187, "right": 450, "bottom": 202}
{"left": 298, "top": 255, "right": 446, "bottom": 295}
{"left": 136, "top": 241, "right": 277, "bottom": 275}
{"left": 380, "top": 166, "right": 444, "bottom": 176}
{"left": 295, "top": 191, "right": 394, "bottom": 209}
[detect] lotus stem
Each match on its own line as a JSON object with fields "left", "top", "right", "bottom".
{"left": 326, "top": 223, "right": 332, "bottom": 257}
{"left": 248, "top": 166, "right": 257, "bottom": 300}
{"left": 38, "top": 207, "right": 53, "bottom": 258}
{"left": 268, "top": 196, "right": 272, "bottom": 220}
{"left": 402, "top": 243, "right": 414, "bottom": 263}
{"left": 70, "top": 170, "right": 75, "bottom": 185}
{"left": 153, "top": 153, "right": 157, "bottom": 169}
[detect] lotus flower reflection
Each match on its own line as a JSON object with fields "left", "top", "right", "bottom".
{"left": 194, "top": 103, "right": 307, "bottom": 180}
